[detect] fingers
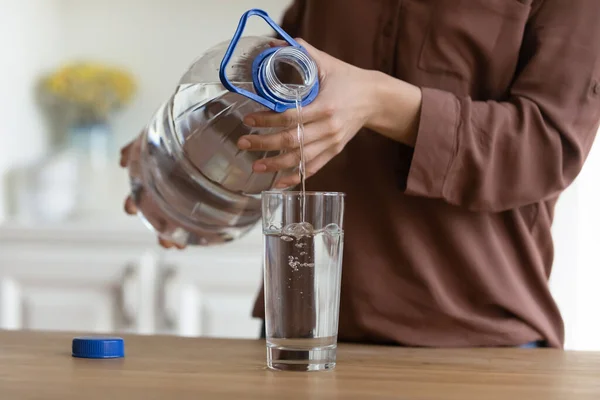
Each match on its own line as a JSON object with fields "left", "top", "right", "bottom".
{"left": 273, "top": 149, "right": 334, "bottom": 188}
{"left": 243, "top": 100, "right": 332, "bottom": 129}
{"left": 238, "top": 128, "right": 299, "bottom": 151}
{"left": 244, "top": 109, "right": 297, "bottom": 129}
{"left": 252, "top": 139, "right": 328, "bottom": 173}
{"left": 238, "top": 118, "right": 336, "bottom": 152}
{"left": 124, "top": 196, "right": 137, "bottom": 215}
{"left": 293, "top": 38, "right": 320, "bottom": 56}
{"left": 158, "top": 237, "right": 185, "bottom": 250}
{"left": 269, "top": 39, "right": 288, "bottom": 48}
{"left": 124, "top": 193, "right": 185, "bottom": 250}
{"left": 238, "top": 123, "right": 318, "bottom": 152}
{"left": 119, "top": 141, "right": 134, "bottom": 167}
{"left": 294, "top": 38, "right": 326, "bottom": 68}
{"left": 268, "top": 37, "right": 317, "bottom": 55}
{"left": 268, "top": 37, "right": 318, "bottom": 53}
{"left": 159, "top": 238, "right": 174, "bottom": 248}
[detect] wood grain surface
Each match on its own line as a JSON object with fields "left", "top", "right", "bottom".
{"left": 1, "top": 330, "right": 599, "bottom": 399}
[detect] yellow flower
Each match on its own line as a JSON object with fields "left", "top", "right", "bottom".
{"left": 40, "top": 62, "right": 137, "bottom": 121}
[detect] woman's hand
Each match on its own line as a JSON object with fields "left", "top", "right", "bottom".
{"left": 237, "top": 38, "right": 422, "bottom": 188}
{"left": 119, "top": 137, "right": 186, "bottom": 250}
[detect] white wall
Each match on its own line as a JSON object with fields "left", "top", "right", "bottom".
{"left": 550, "top": 182, "right": 581, "bottom": 349}
{"left": 0, "top": 0, "right": 64, "bottom": 219}
{"left": 550, "top": 136, "right": 600, "bottom": 350}
{"left": 565, "top": 137, "right": 600, "bottom": 350}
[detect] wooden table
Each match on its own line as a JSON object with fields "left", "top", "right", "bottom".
{"left": 1, "top": 331, "right": 599, "bottom": 399}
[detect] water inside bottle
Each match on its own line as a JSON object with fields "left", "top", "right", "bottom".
{"left": 130, "top": 40, "right": 320, "bottom": 246}
{"left": 130, "top": 82, "right": 282, "bottom": 245}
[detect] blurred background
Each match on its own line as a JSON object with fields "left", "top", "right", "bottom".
{"left": 0, "top": 0, "right": 599, "bottom": 350}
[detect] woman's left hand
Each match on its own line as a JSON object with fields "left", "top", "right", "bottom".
{"left": 237, "top": 39, "right": 379, "bottom": 188}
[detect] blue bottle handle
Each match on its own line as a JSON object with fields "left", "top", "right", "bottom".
{"left": 219, "top": 9, "right": 304, "bottom": 112}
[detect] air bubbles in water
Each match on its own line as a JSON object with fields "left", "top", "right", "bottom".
{"left": 282, "top": 222, "right": 314, "bottom": 239}
{"left": 323, "top": 223, "right": 341, "bottom": 235}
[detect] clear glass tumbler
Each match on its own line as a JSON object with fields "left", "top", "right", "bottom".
{"left": 261, "top": 191, "right": 345, "bottom": 371}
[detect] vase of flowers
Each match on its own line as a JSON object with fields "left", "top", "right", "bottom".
{"left": 32, "top": 62, "right": 137, "bottom": 220}
{"left": 39, "top": 62, "right": 136, "bottom": 153}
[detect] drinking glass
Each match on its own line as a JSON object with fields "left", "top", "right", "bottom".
{"left": 261, "top": 191, "right": 345, "bottom": 371}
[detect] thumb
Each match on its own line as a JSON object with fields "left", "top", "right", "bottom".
{"left": 269, "top": 37, "right": 324, "bottom": 63}
{"left": 268, "top": 39, "right": 288, "bottom": 48}
{"left": 294, "top": 38, "right": 324, "bottom": 62}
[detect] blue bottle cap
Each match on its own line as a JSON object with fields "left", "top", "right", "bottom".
{"left": 72, "top": 337, "right": 125, "bottom": 359}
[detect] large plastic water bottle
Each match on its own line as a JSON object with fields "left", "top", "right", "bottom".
{"left": 126, "top": 9, "right": 319, "bottom": 246}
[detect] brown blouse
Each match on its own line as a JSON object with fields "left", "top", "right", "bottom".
{"left": 252, "top": 0, "right": 600, "bottom": 348}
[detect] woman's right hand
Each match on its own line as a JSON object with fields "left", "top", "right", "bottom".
{"left": 119, "top": 136, "right": 186, "bottom": 250}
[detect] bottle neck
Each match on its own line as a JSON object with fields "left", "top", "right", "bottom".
{"left": 257, "top": 47, "right": 318, "bottom": 104}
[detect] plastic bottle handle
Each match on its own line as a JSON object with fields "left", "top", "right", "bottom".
{"left": 219, "top": 9, "right": 303, "bottom": 112}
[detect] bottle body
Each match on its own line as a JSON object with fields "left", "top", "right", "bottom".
{"left": 127, "top": 35, "right": 318, "bottom": 246}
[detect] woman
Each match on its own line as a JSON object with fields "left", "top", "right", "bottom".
{"left": 123, "top": 0, "right": 600, "bottom": 348}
